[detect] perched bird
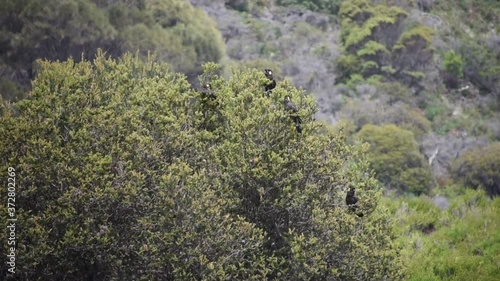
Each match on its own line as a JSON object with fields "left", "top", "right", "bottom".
{"left": 200, "top": 83, "right": 216, "bottom": 100}
{"left": 283, "top": 95, "right": 302, "bottom": 133}
{"left": 346, "top": 186, "right": 364, "bottom": 217}
{"left": 264, "top": 69, "right": 276, "bottom": 96}
{"left": 198, "top": 83, "right": 220, "bottom": 131}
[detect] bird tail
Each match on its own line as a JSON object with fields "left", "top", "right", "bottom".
{"left": 349, "top": 205, "right": 364, "bottom": 217}
{"left": 293, "top": 116, "right": 302, "bottom": 133}
{"left": 295, "top": 124, "right": 302, "bottom": 133}
{"left": 348, "top": 205, "right": 357, "bottom": 213}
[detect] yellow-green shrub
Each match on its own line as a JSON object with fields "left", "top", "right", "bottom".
{"left": 0, "top": 53, "right": 403, "bottom": 280}
{"left": 452, "top": 142, "right": 500, "bottom": 197}
{"left": 356, "top": 124, "right": 433, "bottom": 194}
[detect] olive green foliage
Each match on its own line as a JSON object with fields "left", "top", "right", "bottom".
{"left": 0, "top": 78, "right": 25, "bottom": 102}
{"left": 356, "top": 124, "right": 433, "bottom": 195}
{"left": 421, "top": 94, "right": 495, "bottom": 137}
{"left": 434, "top": 0, "right": 499, "bottom": 33}
{"left": 395, "top": 196, "right": 442, "bottom": 234}
{"left": 0, "top": 53, "right": 402, "bottom": 280}
{"left": 225, "top": 0, "right": 270, "bottom": 14}
{"left": 431, "top": 0, "right": 499, "bottom": 95}
{"left": 385, "top": 189, "right": 500, "bottom": 281}
{"left": 420, "top": 92, "right": 453, "bottom": 133}
{"left": 0, "top": 0, "right": 225, "bottom": 100}
{"left": 451, "top": 142, "right": 500, "bottom": 197}
{"left": 459, "top": 38, "right": 500, "bottom": 96}
{"left": 395, "top": 109, "right": 431, "bottom": 140}
{"left": 336, "top": 0, "right": 434, "bottom": 88}
{"left": 276, "top": 0, "right": 343, "bottom": 15}
{"left": 442, "top": 50, "right": 464, "bottom": 79}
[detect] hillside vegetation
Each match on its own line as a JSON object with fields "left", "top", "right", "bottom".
{"left": 0, "top": 0, "right": 499, "bottom": 280}
{"left": 0, "top": 53, "right": 402, "bottom": 280}
{"left": 385, "top": 189, "right": 500, "bottom": 281}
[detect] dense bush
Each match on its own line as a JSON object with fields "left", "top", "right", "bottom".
{"left": 0, "top": 53, "right": 403, "bottom": 280}
{"left": 384, "top": 195, "right": 442, "bottom": 235}
{"left": 386, "top": 189, "right": 500, "bottom": 281}
{"left": 356, "top": 124, "right": 434, "bottom": 195}
{"left": 451, "top": 142, "right": 500, "bottom": 197}
{"left": 442, "top": 50, "right": 464, "bottom": 89}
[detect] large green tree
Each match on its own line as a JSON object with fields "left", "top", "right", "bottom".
{"left": 0, "top": 53, "right": 402, "bottom": 280}
{"left": 0, "top": 0, "right": 225, "bottom": 101}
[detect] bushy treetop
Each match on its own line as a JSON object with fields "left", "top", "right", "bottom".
{"left": 0, "top": 53, "right": 402, "bottom": 280}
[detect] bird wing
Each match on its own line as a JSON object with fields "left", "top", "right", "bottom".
{"left": 286, "top": 101, "right": 299, "bottom": 112}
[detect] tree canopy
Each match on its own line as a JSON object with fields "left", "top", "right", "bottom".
{"left": 0, "top": 53, "right": 402, "bottom": 280}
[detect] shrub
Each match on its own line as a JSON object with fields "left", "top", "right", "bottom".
{"left": 0, "top": 0, "right": 226, "bottom": 100}
{"left": 356, "top": 124, "right": 434, "bottom": 194}
{"left": 405, "top": 190, "right": 500, "bottom": 281}
{"left": 386, "top": 190, "right": 499, "bottom": 281}
{"left": 451, "top": 142, "right": 500, "bottom": 197}
{"left": 399, "top": 196, "right": 442, "bottom": 234}
{"left": 424, "top": 99, "right": 448, "bottom": 122}
{"left": 400, "top": 168, "right": 435, "bottom": 196}
{"left": 0, "top": 53, "right": 403, "bottom": 280}
{"left": 442, "top": 50, "right": 464, "bottom": 79}
{"left": 227, "top": 59, "right": 281, "bottom": 78}
{"left": 459, "top": 38, "right": 500, "bottom": 96}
